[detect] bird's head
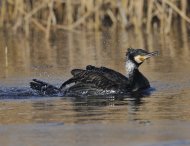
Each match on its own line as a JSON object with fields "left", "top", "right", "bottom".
{"left": 126, "top": 48, "right": 158, "bottom": 67}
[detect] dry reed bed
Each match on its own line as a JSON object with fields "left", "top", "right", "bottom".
{"left": 0, "top": 0, "right": 190, "bottom": 38}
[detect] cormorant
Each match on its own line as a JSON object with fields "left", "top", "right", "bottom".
{"left": 30, "top": 48, "right": 158, "bottom": 97}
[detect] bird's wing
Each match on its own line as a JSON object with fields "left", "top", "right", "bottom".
{"left": 86, "top": 65, "right": 129, "bottom": 84}
{"left": 60, "top": 65, "right": 129, "bottom": 90}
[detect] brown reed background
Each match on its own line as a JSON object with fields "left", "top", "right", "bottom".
{"left": 0, "top": 0, "right": 190, "bottom": 38}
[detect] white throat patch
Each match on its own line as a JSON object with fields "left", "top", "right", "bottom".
{"left": 125, "top": 60, "right": 136, "bottom": 77}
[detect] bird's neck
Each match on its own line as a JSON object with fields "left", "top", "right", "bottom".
{"left": 125, "top": 59, "right": 138, "bottom": 79}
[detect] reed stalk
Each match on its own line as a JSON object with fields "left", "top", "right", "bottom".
{"left": 0, "top": 0, "right": 190, "bottom": 37}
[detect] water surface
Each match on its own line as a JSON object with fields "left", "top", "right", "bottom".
{"left": 0, "top": 28, "right": 190, "bottom": 145}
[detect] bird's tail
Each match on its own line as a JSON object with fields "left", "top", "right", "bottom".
{"left": 30, "top": 79, "right": 60, "bottom": 95}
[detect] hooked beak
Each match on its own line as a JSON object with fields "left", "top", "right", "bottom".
{"left": 144, "top": 51, "right": 159, "bottom": 59}
{"left": 134, "top": 51, "right": 158, "bottom": 64}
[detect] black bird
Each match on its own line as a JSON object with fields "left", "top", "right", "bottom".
{"left": 30, "top": 48, "right": 158, "bottom": 97}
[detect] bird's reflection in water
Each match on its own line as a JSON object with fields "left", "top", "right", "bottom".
{"left": 58, "top": 92, "right": 150, "bottom": 123}
{"left": 69, "top": 90, "right": 150, "bottom": 111}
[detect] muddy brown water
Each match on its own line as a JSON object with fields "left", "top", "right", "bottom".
{"left": 0, "top": 28, "right": 190, "bottom": 146}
